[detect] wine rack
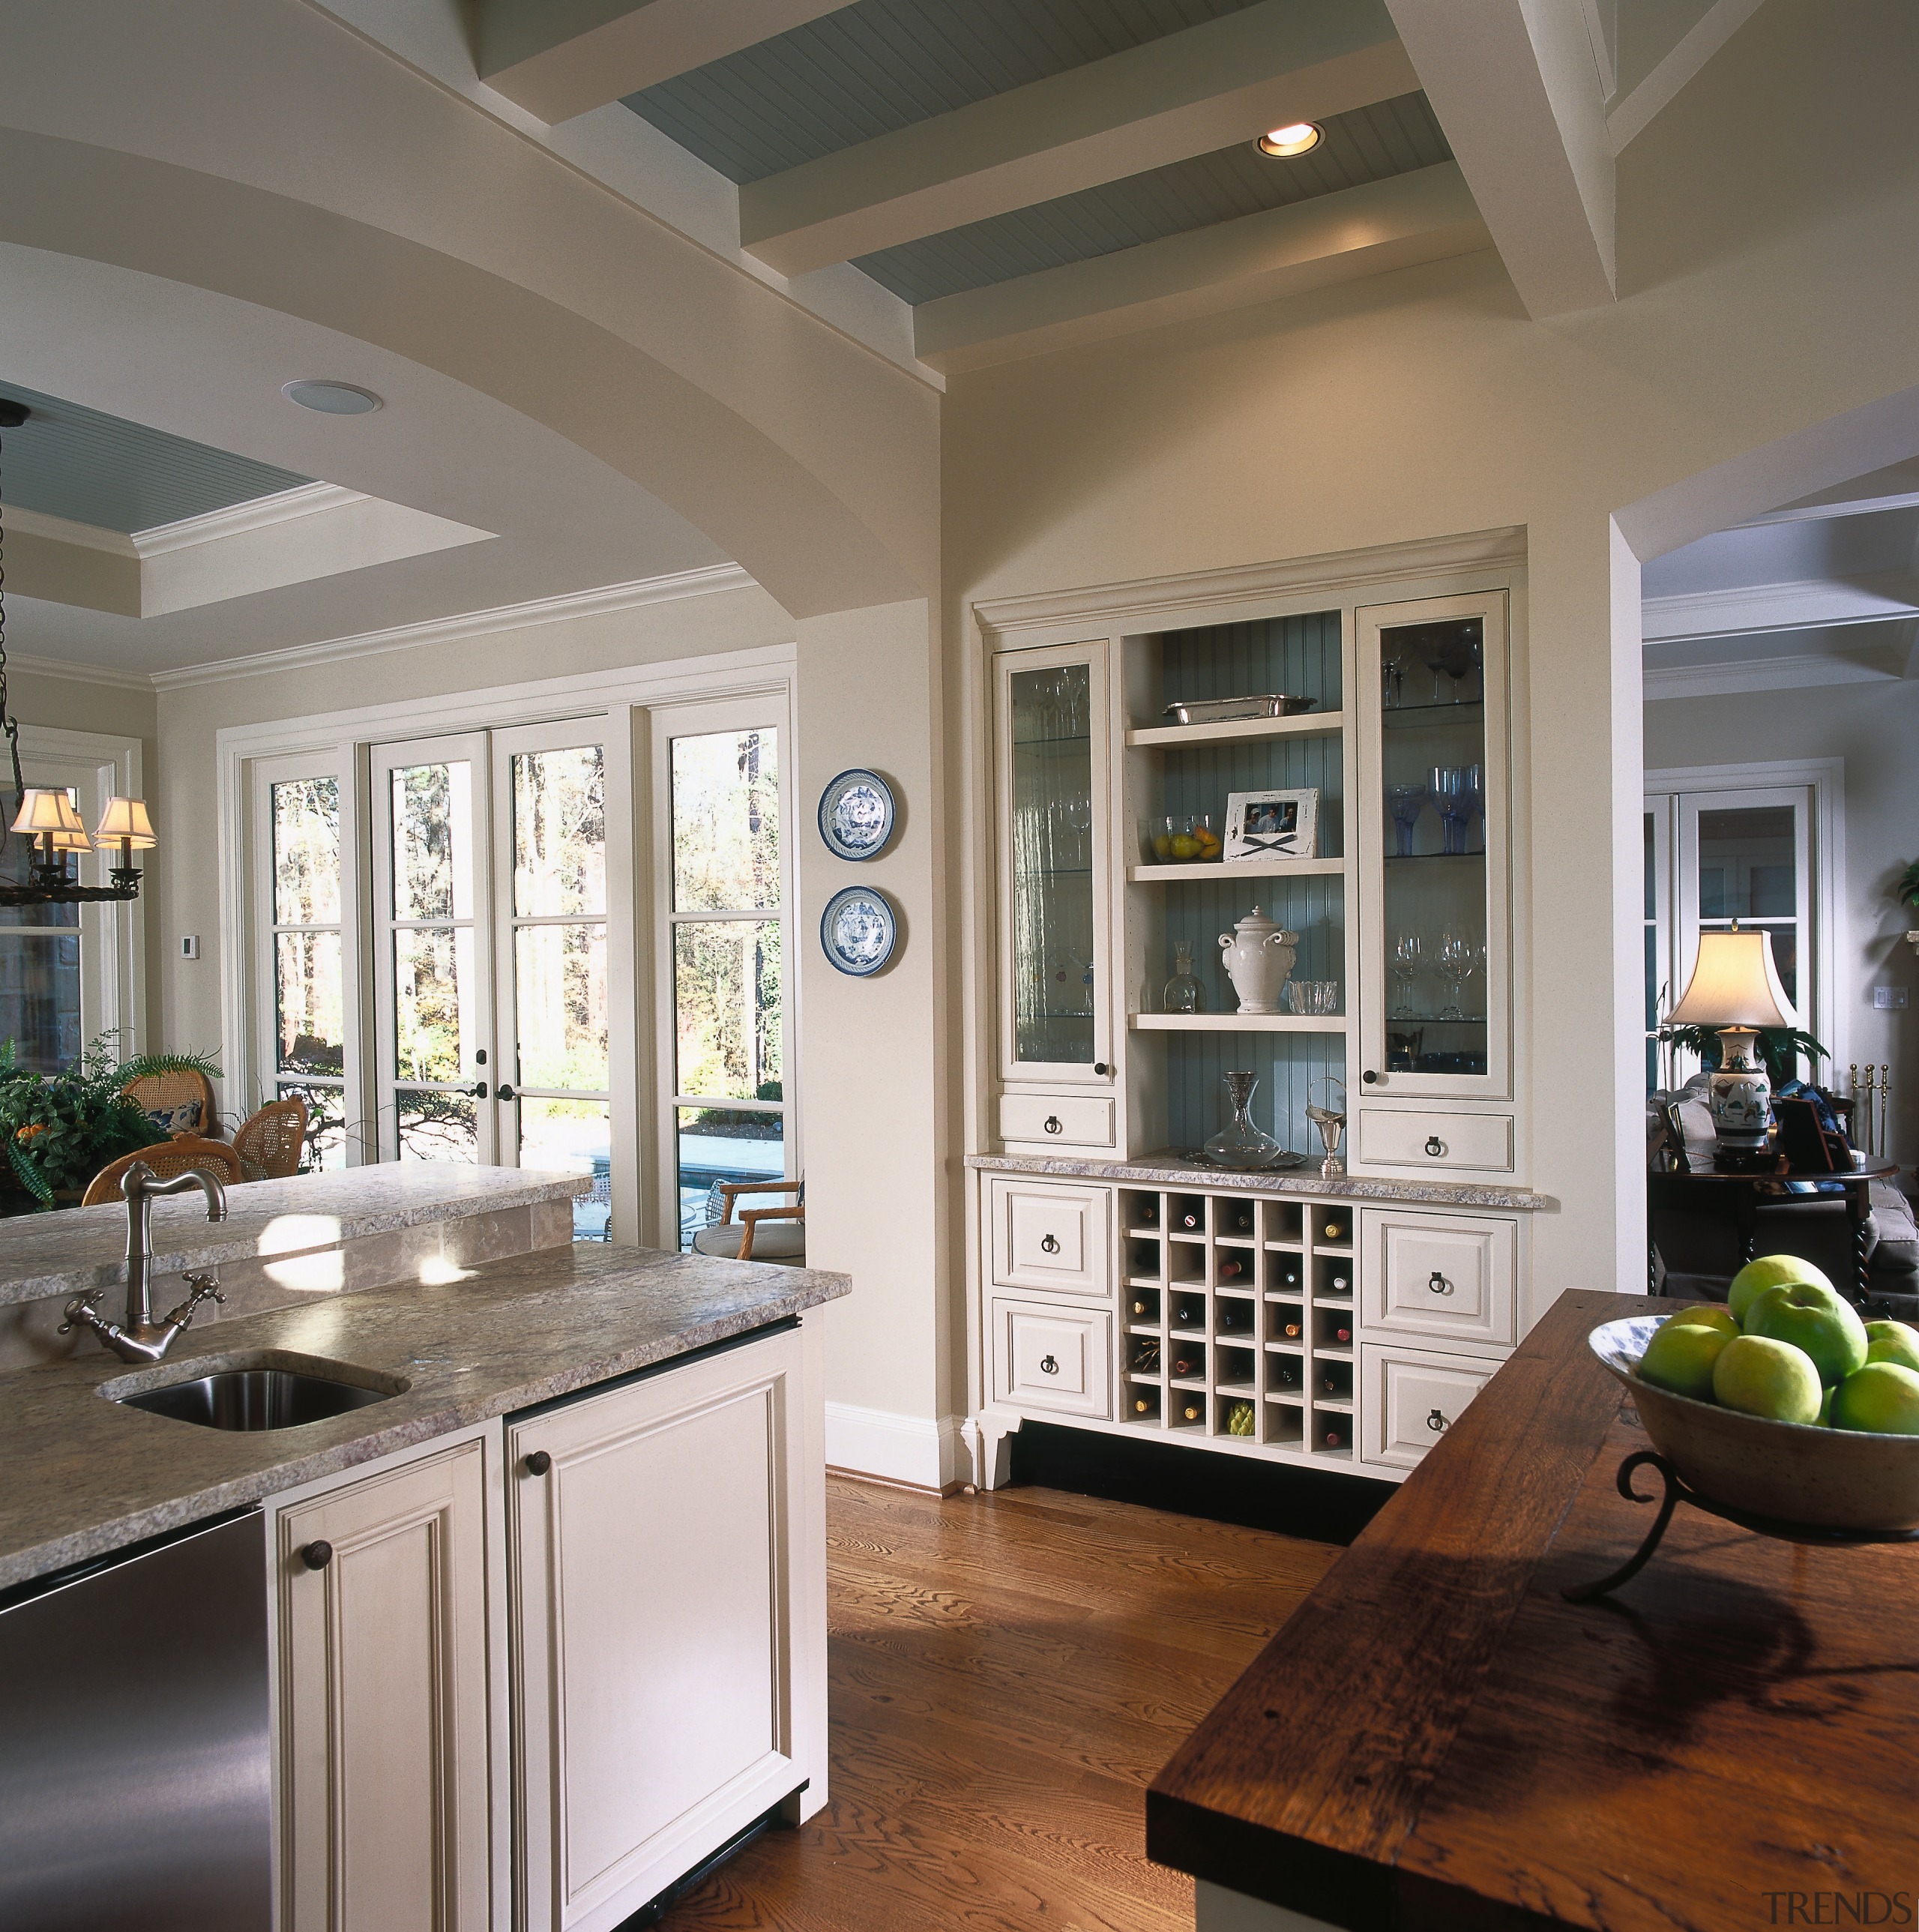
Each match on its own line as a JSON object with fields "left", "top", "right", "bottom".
{"left": 1120, "top": 1185, "right": 1357, "bottom": 1464}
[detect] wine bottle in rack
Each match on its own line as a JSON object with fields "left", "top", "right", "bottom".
{"left": 1217, "top": 1256, "right": 1247, "bottom": 1283}
{"left": 1230, "top": 1204, "right": 1255, "bottom": 1233}
{"left": 1133, "top": 1394, "right": 1155, "bottom": 1417}
{"left": 1283, "top": 1318, "right": 1303, "bottom": 1339}
{"left": 1320, "top": 1373, "right": 1340, "bottom": 1395}
{"left": 1332, "top": 1324, "right": 1352, "bottom": 1345}
{"left": 1172, "top": 1352, "right": 1202, "bottom": 1379}
{"left": 1130, "top": 1295, "right": 1154, "bottom": 1318}
{"left": 1272, "top": 1264, "right": 1301, "bottom": 1289}
{"left": 1138, "top": 1198, "right": 1159, "bottom": 1227}
{"left": 1181, "top": 1209, "right": 1203, "bottom": 1230}
{"left": 1217, "top": 1303, "right": 1245, "bottom": 1334}
{"left": 1322, "top": 1427, "right": 1346, "bottom": 1450}
{"left": 1181, "top": 1402, "right": 1203, "bottom": 1424}
{"left": 1322, "top": 1219, "right": 1346, "bottom": 1242}
{"left": 1328, "top": 1272, "right": 1349, "bottom": 1295}
{"left": 1274, "top": 1361, "right": 1300, "bottom": 1390}
{"left": 1175, "top": 1295, "right": 1205, "bottom": 1328}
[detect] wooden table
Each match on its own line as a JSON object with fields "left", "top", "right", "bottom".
{"left": 1148, "top": 1288, "right": 1919, "bottom": 1932}
{"left": 1648, "top": 1158, "right": 1898, "bottom": 1301}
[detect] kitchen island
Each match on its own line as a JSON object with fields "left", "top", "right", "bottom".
{"left": 1150, "top": 1287, "right": 1919, "bottom": 1931}
{"left": 0, "top": 1227, "right": 849, "bottom": 1932}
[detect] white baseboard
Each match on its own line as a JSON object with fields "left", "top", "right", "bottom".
{"left": 825, "top": 1402, "right": 965, "bottom": 1491}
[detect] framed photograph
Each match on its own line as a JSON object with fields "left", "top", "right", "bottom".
{"left": 1223, "top": 788, "right": 1319, "bottom": 862}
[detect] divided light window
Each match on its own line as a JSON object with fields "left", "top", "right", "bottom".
{"left": 668, "top": 729, "right": 785, "bottom": 1250}
{"left": 0, "top": 804, "right": 80, "bottom": 1074}
{"left": 271, "top": 776, "right": 347, "bottom": 1167}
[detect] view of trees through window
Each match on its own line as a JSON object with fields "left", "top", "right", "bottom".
{"left": 0, "top": 806, "right": 80, "bottom": 1075}
{"left": 671, "top": 729, "right": 785, "bottom": 1248}
{"left": 272, "top": 775, "right": 346, "bottom": 1167}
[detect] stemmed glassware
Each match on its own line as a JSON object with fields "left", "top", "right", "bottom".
{"left": 1387, "top": 784, "right": 1427, "bottom": 857}
{"left": 1437, "top": 931, "right": 1476, "bottom": 1020}
{"left": 1430, "top": 766, "right": 1470, "bottom": 855}
{"left": 1462, "top": 762, "right": 1483, "bottom": 847}
{"left": 1390, "top": 934, "right": 1421, "bottom": 1018}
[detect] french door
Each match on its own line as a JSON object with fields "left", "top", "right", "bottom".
{"left": 370, "top": 723, "right": 625, "bottom": 1238}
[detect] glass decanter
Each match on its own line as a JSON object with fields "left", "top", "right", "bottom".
{"left": 1204, "top": 1070, "right": 1283, "bottom": 1170}
{"left": 1163, "top": 941, "right": 1205, "bottom": 1014}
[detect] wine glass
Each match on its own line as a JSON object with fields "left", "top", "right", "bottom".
{"left": 1462, "top": 763, "right": 1484, "bottom": 848}
{"left": 1391, "top": 934, "right": 1421, "bottom": 1018}
{"left": 1430, "top": 765, "right": 1468, "bottom": 856}
{"left": 1437, "top": 932, "right": 1475, "bottom": 1020}
{"left": 1387, "top": 783, "right": 1427, "bottom": 858}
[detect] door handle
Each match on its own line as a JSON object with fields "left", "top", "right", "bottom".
{"left": 1040, "top": 1233, "right": 1060, "bottom": 1254}
{"left": 1424, "top": 1136, "right": 1445, "bottom": 1158}
{"left": 1428, "top": 1271, "right": 1453, "bottom": 1296}
{"left": 465, "top": 1080, "right": 489, "bottom": 1099}
{"left": 1427, "top": 1408, "right": 1450, "bottom": 1433}
{"left": 1043, "top": 1115, "right": 1062, "bottom": 1135}
{"left": 1040, "top": 1354, "right": 1059, "bottom": 1376}
{"left": 497, "top": 1083, "right": 517, "bottom": 1102}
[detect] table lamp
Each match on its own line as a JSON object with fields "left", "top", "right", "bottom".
{"left": 1666, "top": 927, "right": 1794, "bottom": 1164}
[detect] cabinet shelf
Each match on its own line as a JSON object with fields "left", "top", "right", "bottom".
{"left": 1126, "top": 710, "right": 1344, "bottom": 750}
{"left": 1382, "top": 698, "right": 1483, "bottom": 730}
{"left": 1385, "top": 850, "right": 1484, "bottom": 865}
{"left": 1128, "top": 856, "right": 1345, "bottom": 882}
{"left": 1130, "top": 1012, "right": 1348, "bottom": 1033}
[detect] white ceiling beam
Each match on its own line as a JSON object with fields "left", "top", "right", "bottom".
{"left": 1607, "top": 0, "right": 1767, "bottom": 151}
{"left": 915, "top": 163, "right": 1488, "bottom": 376}
{"left": 740, "top": 0, "right": 1417, "bottom": 278}
{"left": 475, "top": 0, "right": 849, "bottom": 125}
{"left": 1642, "top": 575, "right": 1919, "bottom": 643}
{"left": 1739, "top": 460, "right": 1919, "bottom": 528}
{"left": 1385, "top": 0, "right": 1615, "bottom": 317}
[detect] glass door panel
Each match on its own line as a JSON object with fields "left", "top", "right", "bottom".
{"left": 1358, "top": 595, "right": 1509, "bottom": 1100}
{"left": 997, "top": 645, "right": 1109, "bottom": 1080}
{"left": 1676, "top": 788, "right": 1810, "bottom": 1029}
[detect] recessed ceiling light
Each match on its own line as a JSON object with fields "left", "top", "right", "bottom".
{"left": 282, "top": 379, "right": 383, "bottom": 415}
{"left": 1258, "top": 122, "right": 1323, "bottom": 158}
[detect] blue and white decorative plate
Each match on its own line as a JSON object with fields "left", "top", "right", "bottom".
{"left": 821, "top": 885, "right": 897, "bottom": 977}
{"left": 817, "top": 768, "right": 894, "bottom": 861}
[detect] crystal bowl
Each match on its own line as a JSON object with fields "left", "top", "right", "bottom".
{"left": 1590, "top": 1314, "right": 1919, "bottom": 1530}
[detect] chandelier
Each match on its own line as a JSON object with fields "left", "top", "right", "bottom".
{"left": 0, "top": 397, "right": 156, "bottom": 906}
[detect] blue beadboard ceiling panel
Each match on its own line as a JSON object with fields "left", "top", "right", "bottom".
{"left": 855, "top": 91, "right": 1451, "bottom": 304}
{"left": 0, "top": 382, "right": 311, "bottom": 534}
{"left": 624, "top": 0, "right": 1268, "bottom": 183}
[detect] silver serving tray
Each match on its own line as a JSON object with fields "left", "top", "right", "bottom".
{"left": 1163, "top": 694, "right": 1314, "bottom": 726}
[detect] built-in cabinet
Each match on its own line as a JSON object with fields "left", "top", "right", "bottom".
{"left": 268, "top": 1322, "right": 826, "bottom": 1932}
{"left": 969, "top": 543, "right": 1536, "bottom": 1487}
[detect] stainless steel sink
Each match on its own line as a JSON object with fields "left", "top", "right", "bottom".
{"left": 113, "top": 1363, "right": 402, "bottom": 1431}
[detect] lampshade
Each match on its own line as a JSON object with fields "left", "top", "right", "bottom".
{"left": 94, "top": 796, "right": 157, "bottom": 848}
{"left": 11, "top": 788, "right": 87, "bottom": 837}
{"left": 1668, "top": 928, "right": 1795, "bottom": 1029}
{"left": 46, "top": 828, "right": 94, "bottom": 853}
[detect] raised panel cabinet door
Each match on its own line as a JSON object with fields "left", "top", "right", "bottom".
{"left": 1360, "top": 1343, "right": 1497, "bottom": 1472}
{"left": 277, "top": 1438, "right": 494, "bottom": 1932}
{"left": 987, "top": 1177, "right": 1111, "bottom": 1296}
{"left": 1360, "top": 1209, "right": 1517, "bottom": 1347}
{"left": 508, "top": 1325, "right": 826, "bottom": 1932}
{"left": 990, "top": 1298, "right": 1112, "bottom": 1418}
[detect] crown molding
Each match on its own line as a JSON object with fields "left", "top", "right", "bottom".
{"left": 972, "top": 526, "right": 1527, "bottom": 640}
{"left": 131, "top": 481, "right": 364, "bottom": 557}
{"left": 4, "top": 651, "right": 157, "bottom": 693}
{"left": 6, "top": 505, "right": 139, "bottom": 559}
{"left": 1642, "top": 649, "right": 1904, "bottom": 701}
{"left": 1642, "top": 573, "right": 1919, "bottom": 643}
{"left": 152, "top": 562, "right": 759, "bottom": 690}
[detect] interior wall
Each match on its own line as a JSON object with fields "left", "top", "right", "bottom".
{"left": 939, "top": 0, "right": 1919, "bottom": 1321}
{"left": 1645, "top": 678, "right": 1919, "bottom": 1169}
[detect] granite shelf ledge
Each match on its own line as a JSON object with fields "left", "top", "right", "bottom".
{"left": 0, "top": 1242, "right": 849, "bottom": 1592}
{"left": 965, "top": 1150, "right": 1552, "bottom": 1212}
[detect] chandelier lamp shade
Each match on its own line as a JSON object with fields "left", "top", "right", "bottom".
{"left": 0, "top": 397, "right": 157, "bottom": 906}
{"left": 1666, "top": 925, "right": 1795, "bottom": 1160}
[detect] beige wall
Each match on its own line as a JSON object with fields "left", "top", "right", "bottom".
{"left": 939, "top": 0, "right": 1919, "bottom": 1316}
{"left": 1645, "top": 678, "right": 1919, "bottom": 1168}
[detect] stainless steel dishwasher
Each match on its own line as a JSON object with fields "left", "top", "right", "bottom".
{"left": 0, "top": 1508, "right": 271, "bottom": 1931}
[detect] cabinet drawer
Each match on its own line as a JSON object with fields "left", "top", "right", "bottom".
{"left": 990, "top": 1298, "right": 1112, "bottom": 1419}
{"left": 987, "top": 1177, "right": 1111, "bottom": 1297}
{"left": 1361, "top": 1343, "right": 1497, "bottom": 1472}
{"left": 998, "top": 1090, "right": 1115, "bottom": 1149}
{"left": 1360, "top": 1209, "right": 1516, "bottom": 1346}
{"left": 1358, "top": 1108, "right": 1513, "bottom": 1173}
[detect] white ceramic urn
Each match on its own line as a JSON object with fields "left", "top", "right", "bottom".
{"left": 1217, "top": 906, "right": 1298, "bottom": 1014}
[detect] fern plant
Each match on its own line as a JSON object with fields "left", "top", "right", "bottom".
{"left": 0, "top": 1033, "right": 220, "bottom": 1206}
{"left": 1897, "top": 859, "right": 1919, "bottom": 909}
{"left": 1660, "top": 1022, "right": 1828, "bottom": 1089}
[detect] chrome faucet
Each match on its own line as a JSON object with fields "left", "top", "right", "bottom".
{"left": 61, "top": 1164, "right": 229, "bottom": 1364}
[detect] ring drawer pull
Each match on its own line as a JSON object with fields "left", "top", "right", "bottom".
{"left": 1427, "top": 1408, "right": 1450, "bottom": 1433}
{"left": 1040, "top": 1233, "right": 1060, "bottom": 1254}
{"left": 1428, "top": 1271, "right": 1453, "bottom": 1296}
{"left": 1040, "top": 1353, "right": 1059, "bottom": 1376}
{"left": 1424, "top": 1135, "right": 1446, "bottom": 1158}
{"left": 1043, "top": 1115, "right": 1063, "bottom": 1135}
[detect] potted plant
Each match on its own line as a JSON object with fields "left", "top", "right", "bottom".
{"left": 0, "top": 1034, "right": 221, "bottom": 1209}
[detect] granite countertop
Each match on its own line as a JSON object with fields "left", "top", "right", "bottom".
{"left": 0, "top": 1242, "right": 849, "bottom": 1590}
{"left": 0, "top": 1164, "right": 589, "bottom": 1310}
{"left": 967, "top": 1149, "right": 1552, "bottom": 1212}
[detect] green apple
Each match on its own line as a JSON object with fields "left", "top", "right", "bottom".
{"left": 1830, "top": 1361, "right": 1919, "bottom": 1436}
{"left": 1666, "top": 1304, "right": 1739, "bottom": 1338}
{"left": 1728, "top": 1254, "right": 1837, "bottom": 1326}
{"left": 1744, "top": 1282, "right": 1870, "bottom": 1387}
{"left": 1711, "top": 1333, "right": 1823, "bottom": 1424}
{"left": 1819, "top": 1386, "right": 1835, "bottom": 1426}
{"left": 1864, "top": 1319, "right": 1919, "bottom": 1375}
{"left": 1637, "top": 1317, "right": 1735, "bottom": 1400}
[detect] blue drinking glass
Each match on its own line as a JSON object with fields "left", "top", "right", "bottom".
{"left": 1386, "top": 784, "right": 1427, "bottom": 858}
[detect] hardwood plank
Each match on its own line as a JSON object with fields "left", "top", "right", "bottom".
{"left": 658, "top": 1474, "right": 1339, "bottom": 1932}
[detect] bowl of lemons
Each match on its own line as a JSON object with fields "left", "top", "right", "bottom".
{"left": 1590, "top": 1256, "right": 1919, "bottom": 1531}
{"left": 1149, "top": 814, "right": 1223, "bottom": 864}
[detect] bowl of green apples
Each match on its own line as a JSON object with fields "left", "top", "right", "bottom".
{"left": 1589, "top": 1256, "right": 1919, "bottom": 1531}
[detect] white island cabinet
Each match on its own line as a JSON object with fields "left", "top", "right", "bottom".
{"left": 265, "top": 1319, "right": 827, "bottom": 1932}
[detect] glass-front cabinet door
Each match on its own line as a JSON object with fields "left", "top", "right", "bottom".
{"left": 1355, "top": 592, "right": 1510, "bottom": 1101}
{"left": 994, "top": 642, "right": 1112, "bottom": 1084}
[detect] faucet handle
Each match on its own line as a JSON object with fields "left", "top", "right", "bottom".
{"left": 162, "top": 1272, "right": 225, "bottom": 1330}
{"left": 57, "top": 1289, "right": 103, "bottom": 1336}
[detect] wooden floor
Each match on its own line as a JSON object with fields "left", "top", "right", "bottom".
{"left": 659, "top": 1475, "right": 1340, "bottom": 1932}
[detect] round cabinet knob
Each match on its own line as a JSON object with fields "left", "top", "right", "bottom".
{"left": 1427, "top": 1408, "right": 1450, "bottom": 1433}
{"left": 300, "top": 1540, "right": 333, "bottom": 1571}
{"left": 1040, "top": 1354, "right": 1059, "bottom": 1376}
{"left": 1040, "top": 1233, "right": 1060, "bottom": 1254}
{"left": 1043, "top": 1115, "right": 1063, "bottom": 1135}
{"left": 1429, "top": 1271, "right": 1453, "bottom": 1296}
{"left": 1092, "top": 1062, "right": 1108, "bottom": 1076}
{"left": 1362, "top": 1071, "right": 1379, "bottom": 1085}
{"left": 1425, "top": 1136, "right": 1446, "bottom": 1158}
{"left": 522, "top": 1449, "right": 552, "bottom": 1476}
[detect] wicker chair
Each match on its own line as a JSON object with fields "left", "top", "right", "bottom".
{"left": 82, "top": 1136, "right": 244, "bottom": 1207}
{"left": 232, "top": 1096, "right": 309, "bottom": 1182}
{"left": 121, "top": 1068, "right": 220, "bottom": 1141}
{"left": 690, "top": 1177, "right": 806, "bottom": 1266}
